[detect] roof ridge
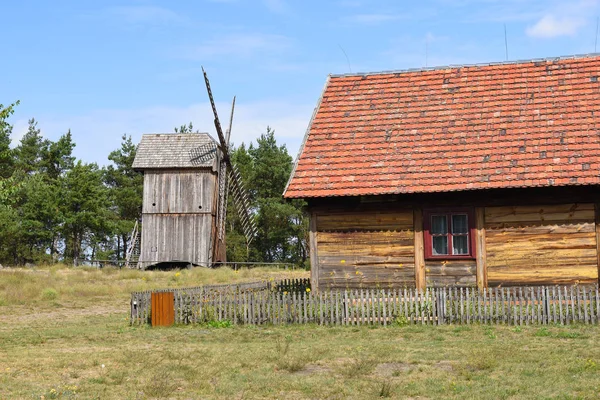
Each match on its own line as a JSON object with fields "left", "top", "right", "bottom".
{"left": 330, "top": 52, "right": 600, "bottom": 78}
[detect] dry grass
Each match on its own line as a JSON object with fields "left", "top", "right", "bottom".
{"left": 0, "top": 264, "right": 305, "bottom": 309}
{"left": 1, "top": 266, "right": 600, "bottom": 399}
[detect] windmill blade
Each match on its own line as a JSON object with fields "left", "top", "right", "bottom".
{"left": 202, "top": 68, "right": 257, "bottom": 243}
{"left": 202, "top": 67, "right": 230, "bottom": 160}
{"left": 188, "top": 142, "right": 217, "bottom": 165}
{"left": 225, "top": 96, "right": 235, "bottom": 145}
{"left": 228, "top": 164, "right": 258, "bottom": 242}
{"left": 217, "top": 97, "right": 236, "bottom": 241}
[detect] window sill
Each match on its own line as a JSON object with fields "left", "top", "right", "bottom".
{"left": 425, "top": 255, "right": 476, "bottom": 261}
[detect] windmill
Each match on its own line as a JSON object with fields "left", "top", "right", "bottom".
{"left": 126, "top": 70, "right": 258, "bottom": 269}
{"left": 201, "top": 68, "right": 258, "bottom": 263}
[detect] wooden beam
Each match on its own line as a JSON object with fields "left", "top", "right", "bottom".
{"left": 595, "top": 204, "right": 600, "bottom": 285}
{"left": 414, "top": 209, "right": 426, "bottom": 290}
{"left": 309, "top": 212, "right": 320, "bottom": 292}
{"left": 475, "top": 207, "right": 488, "bottom": 290}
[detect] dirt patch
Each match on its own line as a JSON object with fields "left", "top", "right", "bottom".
{"left": 373, "top": 362, "right": 412, "bottom": 377}
{"left": 434, "top": 360, "right": 454, "bottom": 371}
{"left": 294, "top": 363, "right": 332, "bottom": 376}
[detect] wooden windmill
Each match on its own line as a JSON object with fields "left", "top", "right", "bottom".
{"left": 127, "top": 69, "right": 257, "bottom": 269}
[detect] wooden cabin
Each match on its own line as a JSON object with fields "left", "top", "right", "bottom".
{"left": 284, "top": 54, "right": 600, "bottom": 291}
{"left": 132, "top": 133, "right": 224, "bottom": 268}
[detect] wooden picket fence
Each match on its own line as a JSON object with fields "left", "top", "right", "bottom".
{"left": 131, "top": 284, "right": 600, "bottom": 326}
{"left": 130, "top": 280, "right": 273, "bottom": 325}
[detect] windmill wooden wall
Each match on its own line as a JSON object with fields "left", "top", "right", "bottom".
{"left": 139, "top": 169, "right": 217, "bottom": 267}
{"left": 133, "top": 133, "right": 224, "bottom": 268}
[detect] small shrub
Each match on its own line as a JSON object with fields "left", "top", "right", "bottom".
{"left": 556, "top": 331, "right": 582, "bottom": 339}
{"left": 339, "top": 358, "right": 375, "bottom": 378}
{"left": 394, "top": 315, "right": 409, "bottom": 327}
{"left": 143, "top": 370, "right": 178, "bottom": 398}
{"left": 535, "top": 328, "right": 551, "bottom": 337}
{"left": 276, "top": 356, "right": 307, "bottom": 373}
{"left": 273, "top": 336, "right": 308, "bottom": 373}
{"left": 207, "top": 319, "right": 232, "bottom": 328}
{"left": 378, "top": 380, "right": 393, "bottom": 398}
{"left": 41, "top": 288, "right": 58, "bottom": 301}
{"left": 484, "top": 327, "right": 496, "bottom": 339}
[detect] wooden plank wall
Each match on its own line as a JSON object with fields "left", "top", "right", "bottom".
{"left": 140, "top": 214, "right": 213, "bottom": 266}
{"left": 485, "top": 203, "right": 598, "bottom": 286}
{"left": 142, "top": 170, "right": 215, "bottom": 214}
{"left": 140, "top": 169, "right": 217, "bottom": 267}
{"left": 315, "top": 211, "right": 415, "bottom": 290}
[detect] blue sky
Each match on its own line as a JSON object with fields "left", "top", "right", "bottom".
{"left": 2, "top": 0, "right": 600, "bottom": 165}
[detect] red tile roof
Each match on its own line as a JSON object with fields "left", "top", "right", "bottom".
{"left": 284, "top": 55, "right": 600, "bottom": 199}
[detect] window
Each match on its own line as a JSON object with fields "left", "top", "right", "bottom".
{"left": 423, "top": 208, "right": 475, "bottom": 259}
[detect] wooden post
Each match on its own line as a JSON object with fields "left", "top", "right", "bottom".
{"left": 414, "top": 209, "right": 426, "bottom": 290}
{"left": 595, "top": 204, "right": 600, "bottom": 285}
{"left": 475, "top": 207, "right": 487, "bottom": 290}
{"left": 309, "top": 212, "right": 319, "bottom": 292}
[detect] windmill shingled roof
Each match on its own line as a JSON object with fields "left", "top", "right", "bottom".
{"left": 132, "top": 133, "right": 218, "bottom": 169}
{"left": 284, "top": 54, "right": 600, "bottom": 198}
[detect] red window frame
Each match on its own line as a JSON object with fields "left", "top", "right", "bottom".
{"left": 423, "top": 208, "right": 476, "bottom": 260}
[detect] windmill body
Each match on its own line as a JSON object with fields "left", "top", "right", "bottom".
{"left": 128, "top": 70, "right": 257, "bottom": 269}
{"left": 132, "top": 133, "right": 226, "bottom": 268}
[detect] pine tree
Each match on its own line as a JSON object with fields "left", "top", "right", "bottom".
{"left": 61, "top": 161, "right": 110, "bottom": 264}
{"left": 14, "top": 118, "right": 47, "bottom": 174}
{"left": 226, "top": 128, "right": 307, "bottom": 265}
{"left": 104, "top": 134, "right": 143, "bottom": 260}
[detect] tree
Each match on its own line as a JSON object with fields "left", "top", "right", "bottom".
{"left": 0, "top": 101, "right": 19, "bottom": 179}
{"left": 226, "top": 127, "right": 308, "bottom": 266}
{"left": 40, "top": 130, "right": 75, "bottom": 180}
{"left": 14, "top": 118, "right": 47, "bottom": 174}
{"left": 104, "top": 134, "right": 143, "bottom": 260}
{"left": 13, "top": 172, "right": 60, "bottom": 263}
{"left": 174, "top": 122, "right": 199, "bottom": 133}
{"left": 61, "top": 161, "right": 111, "bottom": 264}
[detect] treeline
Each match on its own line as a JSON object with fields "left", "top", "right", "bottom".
{"left": 0, "top": 102, "right": 307, "bottom": 267}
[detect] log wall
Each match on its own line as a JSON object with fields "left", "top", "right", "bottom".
{"left": 312, "top": 200, "right": 600, "bottom": 289}
{"left": 485, "top": 203, "right": 598, "bottom": 286}
{"left": 315, "top": 211, "right": 415, "bottom": 290}
{"left": 425, "top": 259, "right": 477, "bottom": 287}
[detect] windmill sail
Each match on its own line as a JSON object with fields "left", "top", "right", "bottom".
{"left": 202, "top": 68, "right": 258, "bottom": 247}
{"left": 216, "top": 97, "right": 235, "bottom": 241}
{"left": 188, "top": 142, "right": 217, "bottom": 165}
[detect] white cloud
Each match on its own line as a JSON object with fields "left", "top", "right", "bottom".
{"left": 16, "top": 101, "right": 313, "bottom": 166}
{"left": 108, "top": 5, "right": 186, "bottom": 25}
{"left": 181, "top": 33, "right": 291, "bottom": 60}
{"left": 526, "top": 15, "right": 586, "bottom": 38}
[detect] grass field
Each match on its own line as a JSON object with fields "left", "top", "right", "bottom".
{"left": 1, "top": 266, "right": 600, "bottom": 399}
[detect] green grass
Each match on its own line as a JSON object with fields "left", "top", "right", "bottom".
{"left": 1, "top": 266, "right": 600, "bottom": 398}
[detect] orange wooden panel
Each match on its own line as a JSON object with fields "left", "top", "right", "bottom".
{"left": 151, "top": 292, "right": 175, "bottom": 327}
